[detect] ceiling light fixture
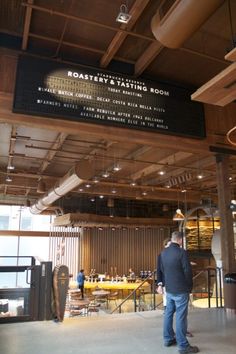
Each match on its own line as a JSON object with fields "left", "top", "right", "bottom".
{"left": 162, "top": 204, "right": 169, "bottom": 212}
{"left": 158, "top": 170, "right": 165, "bottom": 175}
{"left": 116, "top": 3, "right": 131, "bottom": 24}
{"left": 6, "top": 176, "right": 12, "bottom": 182}
{"left": 130, "top": 181, "right": 136, "bottom": 186}
{"left": 173, "top": 208, "right": 185, "bottom": 221}
{"left": 102, "top": 171, "right": 110, "bottom": 178}
{"left": 197, "top": 173, "right": 203, "bottom": 179}
{"left": 7, "top": 165, "right": 15, "bottom": 170}
{"left": 113, "top": 164, "right": 121, "bottom": 172}
{"left": 173, "top": 189, "right": 185, "bottom": 221}
{"left": 37, "top": 179, "right": 46, "bottom": 194}
{"left": 93, "top": 177, "right": 99, "bottom": 183}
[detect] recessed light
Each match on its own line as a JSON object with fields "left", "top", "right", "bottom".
{"left": 6, "top": 176, "right": 12, "bottom": 182}
{"left": 158, "top": 170, "right": 165, "bottom": 175}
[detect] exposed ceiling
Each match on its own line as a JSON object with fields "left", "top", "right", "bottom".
{"left": 0, "top": 0, "right": 236, "bottom": 221}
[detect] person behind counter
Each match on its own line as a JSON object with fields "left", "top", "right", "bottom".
{"left": 128, "top": 268, "right": 135, "bottom": 279}
{"left": 77, "top": 269, "right": 86, "bottom": 299}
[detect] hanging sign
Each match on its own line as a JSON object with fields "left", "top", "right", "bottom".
{"left": 13, "top": 55, "right": 205, "bottom": 138}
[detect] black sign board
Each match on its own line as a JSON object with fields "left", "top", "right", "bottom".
{"left": 13, "top": 55, "right": 205, "bottom": 138}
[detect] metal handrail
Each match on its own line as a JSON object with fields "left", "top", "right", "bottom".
{"left": 192, "top": 270, "right": 205, "bottom": 280}
{"left": 110, "top": 273, "right": 153, "bottom": 314}
{"left": 192, "top": 266, "right": 223, "bottom": 308}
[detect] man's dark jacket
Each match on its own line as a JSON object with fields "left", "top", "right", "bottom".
{"left": 160, "top": 242, "right": 193, "bottom": 294}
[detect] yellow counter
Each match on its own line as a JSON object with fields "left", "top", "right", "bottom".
{"left": 84, "top": 281, "right": 150, "bottom": 292}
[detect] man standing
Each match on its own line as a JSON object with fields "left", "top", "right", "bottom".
{"left": 160, "top": 231, "right": 199, "bottom": 354}
{"left": 77, "top": 269, "right": 86, "bottom": 299}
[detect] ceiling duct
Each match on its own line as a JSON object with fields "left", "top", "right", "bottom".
{"left": 30, "top": 160, "right": 93, "bottom": 215}
{"left": 151, "top": 0, "right": 224, "bottom": 49}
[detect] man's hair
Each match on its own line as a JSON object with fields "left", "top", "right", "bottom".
{"left": 171, "top": 231, "right": 182, "bottom": 242}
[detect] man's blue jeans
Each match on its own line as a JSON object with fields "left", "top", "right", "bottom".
{"left": 163, "top": 292, "right": 189, "bottom": 350}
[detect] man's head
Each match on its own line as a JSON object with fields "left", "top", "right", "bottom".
{"left": 171, "top": 231, "right": 183, "bottom": 246}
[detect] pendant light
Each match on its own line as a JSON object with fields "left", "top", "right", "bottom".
{"left": 173, "top": 208, "right": 185, "bottom": 221}
{"left": 173, "top": 189, "right": 185, "bottom": 221}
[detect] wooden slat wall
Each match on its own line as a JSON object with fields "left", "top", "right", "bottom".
{"left": 80, "top": 226, "right": 170, "bottom": 276}
{"left": 49, "top": 226, "right": 80, "bottom": 278}
{"left": 49, "top": 226, "right": 170, "bottom": 278}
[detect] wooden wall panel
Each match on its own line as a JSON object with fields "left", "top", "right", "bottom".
{"left": 0, "top": 49, "right": 17, "bottom": 93}
{"left": 204, "top": 103, "right": 236, "bottom": 137}
{"left": 80, "top": 227, "right": 170, "bottom": 276}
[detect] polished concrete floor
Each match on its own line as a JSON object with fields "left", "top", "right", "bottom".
{"left": 0, "top": 307, "right": 235, "bottom": 354}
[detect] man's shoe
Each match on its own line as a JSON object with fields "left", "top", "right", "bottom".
{"left": 164, "top": 338, "right": 177, "bottom": 347}
{"left": 179, "top": 345, "right": 199, "bottom": 354}
{"left": 186, "top": 331, "right": 194, "bottom": 337}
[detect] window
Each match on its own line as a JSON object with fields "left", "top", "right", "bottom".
{"left": 20, "top": 216, "right": 32, "bottom": 230}
{"left": 0, "top": 216, "right": 9, "bottom": 230}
